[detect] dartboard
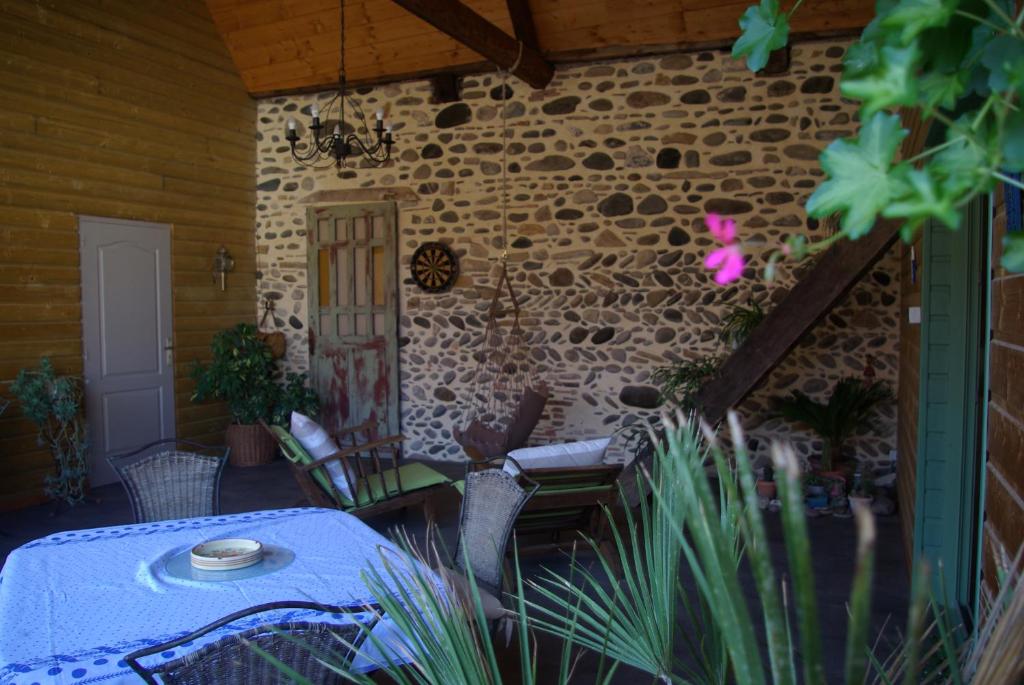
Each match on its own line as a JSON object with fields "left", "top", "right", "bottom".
{"left": 411, "top": 241, "right": 459, "bottom": 293}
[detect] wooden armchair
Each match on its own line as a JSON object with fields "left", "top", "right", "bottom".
{"left": 261, "top": 421, "right": 450, "bottom": 522}
{"left": 514, "top": 463, "right": 624, "bottom": 571}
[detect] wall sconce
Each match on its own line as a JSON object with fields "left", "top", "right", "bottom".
{"left": 212, "top": 246, "right": 234, "bottom": 291}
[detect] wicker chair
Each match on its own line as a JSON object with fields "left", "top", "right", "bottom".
{"left": 124, "top": 600, "right": 379, "bottom": 684}
{"left": 446, "top": 457, "right": 538, "bottom": 620}
{"left": 108, "top": 439, "right": 228, "bottom": 523}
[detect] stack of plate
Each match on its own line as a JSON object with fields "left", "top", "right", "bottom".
{"left": 190, "top": 538, "right": 263, "bottom": 571}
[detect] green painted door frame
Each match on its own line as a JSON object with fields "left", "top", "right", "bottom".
{"left": 912, "top": 195, "right": 990, "bottom": 621}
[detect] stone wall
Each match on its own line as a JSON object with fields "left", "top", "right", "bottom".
{"left": 255, "top": 39, "right": 899, "bottom": 471}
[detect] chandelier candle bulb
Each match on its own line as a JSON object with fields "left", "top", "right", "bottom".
{"left": 287, "top": 0, "right": 395, "bottom": 167}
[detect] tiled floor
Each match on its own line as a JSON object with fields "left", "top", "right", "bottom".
{"left": 1, "top": 458, "right": 910, "bottom": 682}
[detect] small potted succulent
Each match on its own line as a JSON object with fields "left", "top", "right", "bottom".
{"left": 804, "top": 474, "right": 830, "bottom": 509}
{"left": 191, "top": 323, "right": 318, "bottom": 467}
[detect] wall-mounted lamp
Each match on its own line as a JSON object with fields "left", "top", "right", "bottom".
{"left": 212, "top": 246, "right": 234, "bottom": 291}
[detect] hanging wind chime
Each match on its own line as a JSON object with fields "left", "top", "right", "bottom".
{"left": 454, "top": 51, "right": 550, "bottom": 461}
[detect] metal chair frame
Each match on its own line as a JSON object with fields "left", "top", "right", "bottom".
{"left": 124, "top": 600, "right": 380, "bottom": 684}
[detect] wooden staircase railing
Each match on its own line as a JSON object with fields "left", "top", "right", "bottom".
{"left": 696, "top": 109, "right": 929, "bottom": 423}
{"left": 695, "top": 219, "right": 901, "bottom": 422}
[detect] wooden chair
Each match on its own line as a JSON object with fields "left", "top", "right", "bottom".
{"left": 514, "top": 463, "right": 624, "bottom": 571}
{"left": 261, "top": 420, "right": 451, "bottom": 522}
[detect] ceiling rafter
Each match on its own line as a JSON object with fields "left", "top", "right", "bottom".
{"left": 504, "top": 0, "right": 539, "bottom": 52}
{"left": 389, "top": 0, "right": 553, "bottom": 89}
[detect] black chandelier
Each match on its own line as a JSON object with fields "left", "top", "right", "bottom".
{"left": 285, "top": 0, "right": 394, "bottom": 168}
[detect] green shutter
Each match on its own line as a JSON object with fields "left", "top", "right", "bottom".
{"left": 913, "top": 197, "right": 988, "bottom": 619}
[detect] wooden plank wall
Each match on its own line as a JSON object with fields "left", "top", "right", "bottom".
{"left": 982, "top": 184, "right": 1024, "bottom": 601}
{"left": 0, "top": 0, "right": 256, "bottom": 510}
{"left": 896, "top": 234, "right": 922, "bottom": 570}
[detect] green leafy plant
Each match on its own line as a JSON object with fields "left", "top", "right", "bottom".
{"left": 271, "top": 372, "right": 320, "bottom": 426}
{"left": 259, "top": 410, "right": 1024, "bottom": 685}
{"left": 10, "top": 357, "right": 89, "bottom": 506}
{"left": 719, "top": 298, "right": 766, "bottom": 348}
{"left": 774, "top": 377, "right": 893, "bottom": 471}
{"left": 650, "top": 356, "right": 722, "bottom": 410}
{"left": 191, "top": 323, "right": 318, "bottom": 426}
{"left": 733, "top": 0, "right": 1024, "bottom": 273}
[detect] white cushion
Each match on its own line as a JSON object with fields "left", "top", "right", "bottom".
{"left": 505, "top": 437, "right": 611, "bottom": 475}
{"left": 290, "top": 412, "right": 355, "bottom": 500}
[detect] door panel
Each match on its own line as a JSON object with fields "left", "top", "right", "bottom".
{"left": 307, "top": 204, "right": 399, "bottom": 436}
{"left": 80, "top": 217, "right": 175, "bottom": 486}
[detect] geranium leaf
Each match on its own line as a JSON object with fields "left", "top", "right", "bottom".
{"left": 841, "top": 44, "right": 920, "bottom": 117}
{"left": 1002, "top": 234, "right": 1024, "bottom": 273}
{"left": 917, "top": 69, "right": 966, "bottom": 114}
{"left": 806, "top": 111, "right": 908, "bottom": 238}
{"left": 843, "top": 41, "right": 880, "bottom": 76}
{"left": 982, "top": 36, "right": 1024, "bottom": 92}
{"left": 931, "top": 130, "right": 993, "bottom": 197}
{"left": 883, "top": 166, "right": 961, "bottom": 232}
{"left": 881, "top": 0, "right": 956, "bottom": 44}
{"left": 732, "top": 0, "right": 790, "bottom": 72}
{"left": 1004, "top": 111, "right": 1024, "bottom": 172}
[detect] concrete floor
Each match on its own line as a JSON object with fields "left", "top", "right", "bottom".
{"left": 1, "top": 458, "right": 909, "bottom": 682}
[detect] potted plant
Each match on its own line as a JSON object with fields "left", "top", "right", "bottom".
{"left": 756, "top": 463, "right": 776, "bottom": 499}
{"left": 10, "top": 357, "right": 89, "bottom": 506}
{"left": 774, "top": 377, "right": 892, "bottom": 478}
{"left": 650, "top": 355, "right": 722, "bottom": 410}
{"left": 191, "top": 323, "right": 318, "bottom": 467}
{"left": 848, "top": 470, "right": 875, "bottom": 512}
{"left": 719, "top": 298, "right": 765, "bottom": 349}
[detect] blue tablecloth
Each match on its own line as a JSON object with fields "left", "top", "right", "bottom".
{"left": 0, "top": 508, "right": 423, "bottom": 684}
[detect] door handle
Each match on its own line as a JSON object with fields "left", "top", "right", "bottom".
{"left": 164, "top": 338, "right": 174, "bottom": 365}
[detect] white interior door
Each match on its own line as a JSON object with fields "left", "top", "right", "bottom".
{"left": 80, "top": 217, "right": 176, "bottom": 486}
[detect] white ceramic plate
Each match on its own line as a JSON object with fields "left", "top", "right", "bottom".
{"left": 191, "top": 538, "right": 263, "bottom": 571}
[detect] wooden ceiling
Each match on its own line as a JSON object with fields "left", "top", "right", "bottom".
{"left": 206, "top": 0, "right": 875, "bottom": 97}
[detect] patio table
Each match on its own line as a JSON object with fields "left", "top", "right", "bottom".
{"left": 0, "top": 507, "right": 425, "bottom": 684}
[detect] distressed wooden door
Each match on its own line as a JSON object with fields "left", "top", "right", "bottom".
{"left": 80, "top": 216, "right": 176, "bottom": 486}
{"left": 307, "top": 204, "right": 399, "bottom": 436}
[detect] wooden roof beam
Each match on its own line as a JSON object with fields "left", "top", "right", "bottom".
{"left": 389, "top": 0, "right": 554, "bottom": 89}
{"left": 505, "top": 0, "right": 539, "bottom": 51}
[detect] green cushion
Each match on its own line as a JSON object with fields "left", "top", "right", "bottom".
{"left": 343, "top": 462, "right": 451, "bottom": 509}
{"left": 535, "top": 484, "right": 614, "bottom": 495}
{"left": 270, "top": 425, "right": 337, "bottom": 499}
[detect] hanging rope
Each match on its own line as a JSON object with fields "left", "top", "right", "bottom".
{"left": 499, "top": 41, "right": 524, "bottom": 263}
{"left": 455, "top": 46, "right": 548, "bottom": 460}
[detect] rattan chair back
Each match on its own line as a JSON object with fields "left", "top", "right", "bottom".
{"left": 124, "top": 600, "right": 379, "bottom": 685}
{"left": 454, "top": 457, "right": 538, "bottom": 595}
{"left": 108, "top": 439, "right": 228, "bottom": 523}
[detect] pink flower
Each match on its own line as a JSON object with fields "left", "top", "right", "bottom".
{"left": 703, "top": 213, "right": 744, "bottom": 284}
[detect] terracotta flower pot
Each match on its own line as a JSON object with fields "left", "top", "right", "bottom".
{"left": 225, "top": 423, "right": 276, "bottom": 467}
{"left": 756, "top": 480, "right": 777, "bottom": 499}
